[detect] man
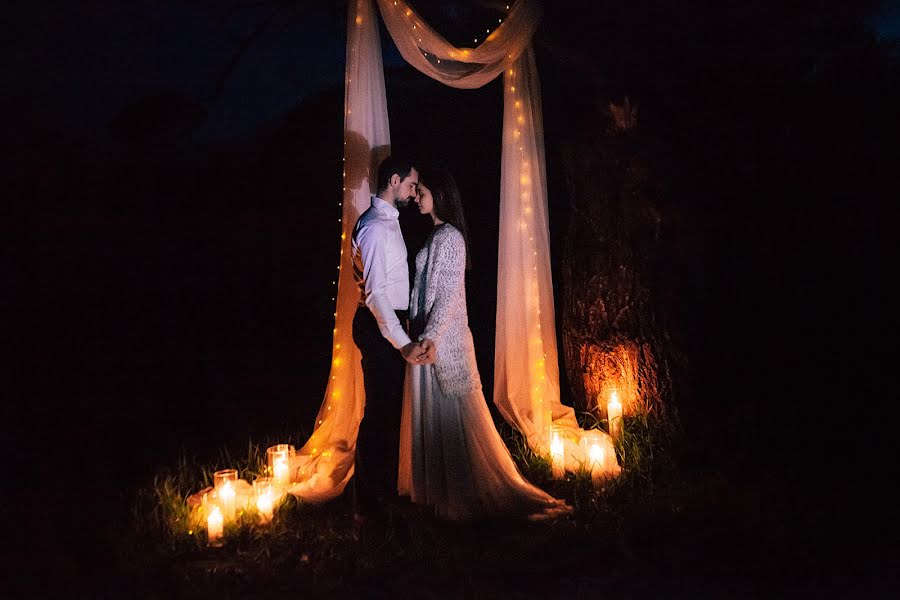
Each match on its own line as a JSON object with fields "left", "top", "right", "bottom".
{"left": 351, "top": 155, "right": 435, "bottom": 519}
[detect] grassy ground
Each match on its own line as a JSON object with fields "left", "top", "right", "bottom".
{"left": 96, "top": 413, "right": 897, "bottom": 598}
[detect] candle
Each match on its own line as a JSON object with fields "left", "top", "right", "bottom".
{"left": 256, "top": 491, "right": 274, "bottom": 523}
{"left": 550, "top": 429, "right": 565, "bottom": 479}
{"left": 580, "top": 429, "right": 606, "bottom": 483}
{"left": 254, "top": 476, "right": 276, "bottom": 524}
{"left": 213, "top": 469, "right": 239, "bottom": 521}
{"left": 207, "top": 505, "right": 224, "bottom": 547}
{"left": 267, "top": 444, "right": 295, "bottom": 491}
{"left": 607, "top": 390, "right": 623, "bottom": 443}
{"left": 220, "top": 480, "right": 235, "bottom": 520}
{"left": 273, "top": 459, "right": 290, "bottom": 489}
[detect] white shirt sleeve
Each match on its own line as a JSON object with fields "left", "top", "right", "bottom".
{"left": 357, "top": 223, "right": 412, "bottom": 350}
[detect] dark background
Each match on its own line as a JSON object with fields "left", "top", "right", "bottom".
{"left": 3, "top": 0, "right": 899, "bottom": 592}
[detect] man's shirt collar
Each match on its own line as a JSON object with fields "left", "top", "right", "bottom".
{"left": 371, "top": 195, "right": 399, "bottom": 219}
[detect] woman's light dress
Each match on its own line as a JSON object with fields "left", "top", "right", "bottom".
{"left": 398, "top": 224, "right": 568, "bottom": 521}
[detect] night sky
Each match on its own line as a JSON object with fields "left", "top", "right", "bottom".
{"left": 7, "top": 0, "right": 895, "bottom": 143}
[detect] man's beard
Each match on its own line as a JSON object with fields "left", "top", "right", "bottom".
{"left": 396, "top": 196, "right": 413, "bottom": 208}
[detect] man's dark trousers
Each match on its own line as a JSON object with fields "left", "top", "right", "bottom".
{"left": 352, "top": 306, "right": 407, "bottom": 514}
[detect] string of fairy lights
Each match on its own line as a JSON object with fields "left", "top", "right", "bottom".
{"left": 316, "top": 2, "right": 364, "bottom": 438}
{"left": 389, "top": 1, "right": 512, "bottom": 55}
{"left": 507, "top": 62, "right": 550, "bottom": 430}
{"left": 303, "top": 0, "right": 368, "bottom": 453}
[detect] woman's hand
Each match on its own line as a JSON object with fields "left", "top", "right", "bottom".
{"left": 417, "top": 338, "right": 437, "bottom": 364}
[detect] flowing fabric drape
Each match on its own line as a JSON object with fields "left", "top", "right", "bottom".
{"left": 291, "top": 0, "right": 617, "bottom": 502}
{"left": 376, "top": 0, "right": 539, "bottom": 89}
{"left": 289, "top": 0, "right": 389, "bottom": 501}
{"left": 494, "top": 44, "right": 579, "bottom": 448}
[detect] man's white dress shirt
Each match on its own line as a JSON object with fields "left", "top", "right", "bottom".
{"left": 352, "top": 195, "right": 412, "bottom": 350}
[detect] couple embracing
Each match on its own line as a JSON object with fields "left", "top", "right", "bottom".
{"left": 351, "top": 156, "right": 567, "bottom": 522}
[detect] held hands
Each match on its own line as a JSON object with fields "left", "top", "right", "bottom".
{"left": 418, "top": 338, "right": 437, "bottom": 364}
{"left": 401, "top": 338, "right": 437, "bottom": 365}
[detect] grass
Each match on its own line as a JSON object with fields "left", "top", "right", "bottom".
{"left": 118, "top": 410, "right": 714, "bottom": 597}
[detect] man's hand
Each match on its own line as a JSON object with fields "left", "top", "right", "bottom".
{"left": 417, "top": 338, "right": 437, "bottom": 365}
{"left": 401, "top": 342, "right": 424, "bottom": 365}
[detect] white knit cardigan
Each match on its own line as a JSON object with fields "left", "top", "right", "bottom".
{"left": 409, "top": 224, "right": 481, "bottom": 397}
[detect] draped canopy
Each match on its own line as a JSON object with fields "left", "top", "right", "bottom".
{"left": 290, "top": 0, "right": 618, "bottom": 501}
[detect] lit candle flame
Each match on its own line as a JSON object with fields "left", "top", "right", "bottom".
{"left": 256, "top": 491, "right": 274, "bottom": 524}
{"left": 608, "top": 391, "right": 623, "bottom": 442}
{"left": 550, "top": 430, "right": 565, "bottom": 478}
{"left": 207, "top": 506, "right": 224, "bottom": 546}
{"left": 274, "top": 458, "right": 290, "bottom": 489}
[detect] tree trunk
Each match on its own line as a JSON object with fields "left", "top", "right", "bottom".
{"left": 560, "top": 108, "right": 674, "bottom": 422}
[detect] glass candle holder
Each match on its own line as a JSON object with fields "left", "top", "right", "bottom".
{"left": 549, "top": 427, "right": 565, "bottom": 479}
{"left": 253, "top": 476, "right": 276, "bottom": 524}
{"left": 607, "top": 390, "right": 623, "bottom": 443}
{"left": 204, "top": 490, "right": 224, "bottom": 547}
{"left": 541, "top": 405, "right": 553, "bottom": 450}
{"left": 213, "top": 469, "right": 239, "bottom": 521}
{"left": 267, "top": 444, "right": 295, "bottom": 491}
{"left": 580, "top": 429, "right": 606, "bottom": 483}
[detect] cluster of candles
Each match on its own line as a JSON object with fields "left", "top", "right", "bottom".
{"left": 204, "top": 444, "right": 295, "bottom": 547}
{"left": 548, "top": 390, "right": 624, "bottom": 482}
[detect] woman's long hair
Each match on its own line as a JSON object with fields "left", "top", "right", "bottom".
{"left": 420, "top": 168, "right": 472, "bottom": 270}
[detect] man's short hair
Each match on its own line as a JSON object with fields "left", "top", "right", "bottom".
{"left": 376, "top": 155, "right": 416, "bottom": 195}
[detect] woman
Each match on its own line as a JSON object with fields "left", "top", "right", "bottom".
{"left": 397, "top": 168, "right": 568, "bottom": 521}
